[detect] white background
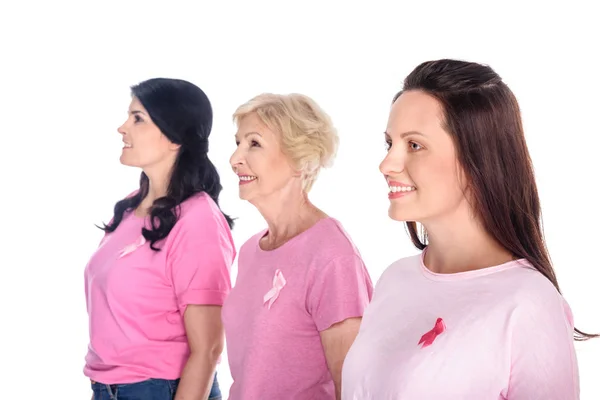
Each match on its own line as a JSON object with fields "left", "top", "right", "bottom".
{"left": 1, "top": 1, "right": 598, "bottom": 398}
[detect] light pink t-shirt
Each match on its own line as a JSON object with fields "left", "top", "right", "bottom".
{"left": 84, "top": 192, "right": 236, "bottom": 384}
{"left": 222, "top": 218, "right": 374, "bottom": 400}
{"left": 342, "top": 252, "right": 580, "bottom": 400}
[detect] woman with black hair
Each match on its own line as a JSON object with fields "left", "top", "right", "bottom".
{"left": 83, "top": 78, "right": 234, "bottom": 400}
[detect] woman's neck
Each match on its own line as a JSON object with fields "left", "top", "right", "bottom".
{"left": 422, "top": 206, "right": 514, "bottom": 274}
{"left": 253, "top": 190, "right": 327, "bottom": 251}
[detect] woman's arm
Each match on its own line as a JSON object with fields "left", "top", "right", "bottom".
{"left": 307, "top": 254, "right": 373, "bottom": 400}
{"left": 175, "top": 305, "right": 224, "bottom": 400}
{"left": 165, "top": 199, "right": 235, "bottom": 399}
{"left": 320, "top": 317, "right": 362, "bottom": 400}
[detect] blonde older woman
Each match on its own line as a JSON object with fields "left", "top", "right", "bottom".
{"left": 222, "top": 93, "right": 373, "bottom": 400}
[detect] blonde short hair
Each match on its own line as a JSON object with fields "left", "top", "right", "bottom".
{"left": 233, "top": 93, "right": 339, "bottom": 192}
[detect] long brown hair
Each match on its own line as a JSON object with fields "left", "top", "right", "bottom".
{"left": 393, "top": 59, "right": 596, "bottom": 341}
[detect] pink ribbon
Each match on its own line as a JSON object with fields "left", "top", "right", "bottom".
{"left": 263, "top": 269, "right": 286, "bottom": 309}
{"left": 118, "top": 235, "right": 146, "bottom": 258}
{"left": 418, "top": 318, "right": 446, "bottom": 348}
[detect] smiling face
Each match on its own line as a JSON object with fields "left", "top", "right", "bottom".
{"left": 379, "top": 90, "right": 468, "bottom": 223}
{"left": 229, "top": 112, "right": 299, "bottom": 203}
{"left": 117, "top": 97, "right": 180, "bottom": 171}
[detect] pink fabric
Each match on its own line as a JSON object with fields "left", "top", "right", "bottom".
{"left": 83, "top": 193, "right": 236, "bottom": 384}
{"left": 342, "top": 252, "right": 580, "bottom": 399}
{"left": 222, "top": 218, "right": 374, "bottom": 400}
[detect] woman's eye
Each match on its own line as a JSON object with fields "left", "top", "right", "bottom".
{"left": 134, "top": 115, "right": 143, "bottom": 123}
{"left": 385, "top": 140, "right": 392, "bottom": 151}
{"left": 251, "top": 140, "right": 260, "bottom": 147}
{"left": 409, "top": 141, "right": 422, "bottom": 151}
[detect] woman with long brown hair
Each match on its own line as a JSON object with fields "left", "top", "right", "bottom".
{"left": 341, "top": 59, "right": 596, "bottom": 399}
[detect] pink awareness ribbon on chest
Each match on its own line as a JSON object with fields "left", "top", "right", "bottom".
{"left": 418, "top": 317, "right": 446, "bottom": 348}
{"left": 118, "top": 235, "right": 146, "bottom": 258}
{"left": 263, "top": 269, "right": 286, "bottom": 309}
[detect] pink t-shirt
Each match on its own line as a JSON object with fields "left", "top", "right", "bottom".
{"left": 84, "top": 192, "right": 236, "bottom": 384}
{"left": 342, "top": 252, "right": 580, "bottom": 400}
{"left": 222, "top": 218, "right": 374, "bottom": 400}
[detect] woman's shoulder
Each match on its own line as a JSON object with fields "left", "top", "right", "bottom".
{"left": 237, "top": 229, "right": 266, "bottom": 256}
{"left": 507, "top": 263, "right": 573, "bottom": 319}
{"left": 176, "top": 192, "right": 224, "bottom": 222}
{"left": 302, "top": 217, "right": 362, "bottom": 258}
{"left": 375, "top": 254, "right": 423, "bottom": 284}
{"left": 171, "top": 192, "right": 232, "bottom": 237}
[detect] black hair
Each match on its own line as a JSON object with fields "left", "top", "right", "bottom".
{"left": 99, "top": 78, "right": 234, "bottom": 251}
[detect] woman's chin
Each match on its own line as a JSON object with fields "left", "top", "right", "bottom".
{"left": 388, "top": 207, "right": 417, "bottom": 222}
{"left": 119, "top": 154, "right": 137, "bottom": 167}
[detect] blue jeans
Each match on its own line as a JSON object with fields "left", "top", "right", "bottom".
{"left": 91, "top": 373, "right": 221, "bottom": 400}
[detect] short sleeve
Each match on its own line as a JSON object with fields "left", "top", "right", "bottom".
{"left": 506, "top": 292, "right": 579, "bottom": 399}
{"left": 306, "top": 254, "right": 374, "bottom": 332}
{"left": 166, "top": 201, "right": 235, "bottom": 314}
